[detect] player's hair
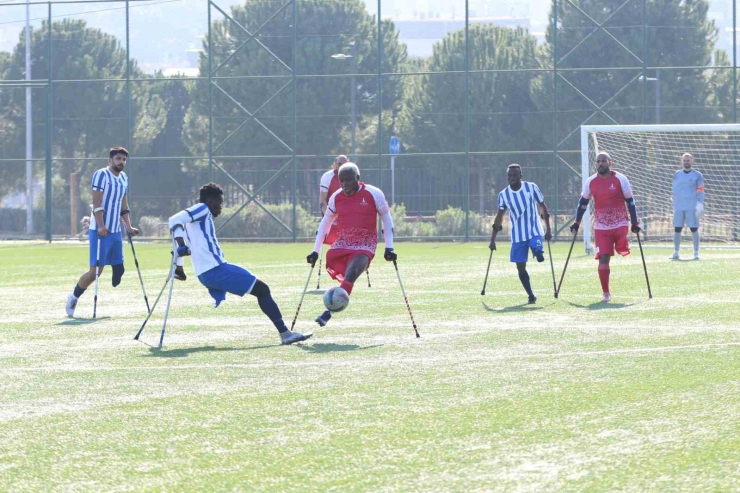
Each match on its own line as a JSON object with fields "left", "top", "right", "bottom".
{"left": 199, "top": 182, "right": 224, "bottom": 202}
{"left": 507, "top": 163, "right": 522, "bottom": 171}
{"left": 681, "top": 152, "right": 694, "bottom": 160}
{"left": 109, "top": 146, "right": 128, "bottom": 159}
{"left": 595, "top": 152, "right": 611, "bottom": 161}
{"left": 338, "top": 162, "right": 360, "bottom": 178}
{"left": 334, "top": 155, "right": 349, "bottom": 166}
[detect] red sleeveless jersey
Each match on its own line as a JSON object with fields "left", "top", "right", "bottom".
{"left": 325, "top": 182, "right": 390, "bottom": 254}
{"left": 582, "top": 170, "right": 634, "bottom": 230}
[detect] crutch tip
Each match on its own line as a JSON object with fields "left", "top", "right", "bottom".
{"left": 480, "top": 290, "right": 485, "bottom": 296}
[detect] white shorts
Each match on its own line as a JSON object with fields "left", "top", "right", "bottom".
{"left": 673, "top": 210, "right": 699, "bottom": 229}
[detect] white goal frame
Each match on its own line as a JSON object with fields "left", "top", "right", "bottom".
{"left": 580, "top": 124, "right": 740, "bottom": 253}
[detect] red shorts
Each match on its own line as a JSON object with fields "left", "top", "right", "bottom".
{"left": 594, "top": 226, "right": 630, "bottom": 259}
{"left": 325, "top": 248, "right": 374, "bottom": 281}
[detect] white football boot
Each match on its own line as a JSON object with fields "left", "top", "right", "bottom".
{"left": 65, "top": 293, "right": 78, "bottom": 318}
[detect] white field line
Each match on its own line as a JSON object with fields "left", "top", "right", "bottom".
{"left": 1, "top": 340, "right": 739, "bottom": 373}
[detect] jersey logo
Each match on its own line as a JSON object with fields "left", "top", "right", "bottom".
{"left": 360, "top": 197, "right": 368, "bottom": 206}
{"left": 609, "top": 183, "right": 616, "bottom": 190}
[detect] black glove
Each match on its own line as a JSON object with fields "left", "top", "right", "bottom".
{"left": 544, "top": 231, "right": 552, "bottom": 242}
{"left": 631, "top": 224, "right": 641, "bottom": 234}
{"left": 489, "top": 240, "right": 496, "bottom": 251}
{"left": 307, "top": 251, "right": 319, "bottom": 267}
{"left": 384, "top": 248, "right": 397, "bottom": 262}
{"left": 570, "top": 222, "right": 580, "bottom": 234}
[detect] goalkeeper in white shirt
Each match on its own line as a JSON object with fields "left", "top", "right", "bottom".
{"left": 671, "top": 153, "right": 705, "bottom": 260}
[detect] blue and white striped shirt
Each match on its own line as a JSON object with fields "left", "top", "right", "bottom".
{"left": 497, "top": 181, "right": 545, "bottom": 243}
{"left": 90, "top": 168, "right": 128, "bottom": 234}
{"left": 168, "top": 203, "right": 226, "bottom": 276}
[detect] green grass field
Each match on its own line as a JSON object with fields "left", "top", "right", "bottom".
{"left": 1, "top": 240, "right": 739, "bottom": 491}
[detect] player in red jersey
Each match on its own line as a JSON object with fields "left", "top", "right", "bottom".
{"left": 570, "top": 152, "right": 641, "bottom": 303}
{"left": 307, "top": 162, "right": 395, "bottom": 327}
{"left": 319, "top": 154, "right": 348, "bottom": 245}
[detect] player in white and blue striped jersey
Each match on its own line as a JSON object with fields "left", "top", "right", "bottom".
{"left": 66, "top": 147, "right": 139, "bottom": 317}
{"left": 488, "top": 164, "right": 552, "bottom": 304}
{"left": 671, "top": 153, "right": 705, "bottom": 260}
{"left": 168, "top": 183, "right": 312, "bottom": 345}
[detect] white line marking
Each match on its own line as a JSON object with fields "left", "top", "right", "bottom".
{"left": 1, "top": 341, "right": 738, "bottom": 373}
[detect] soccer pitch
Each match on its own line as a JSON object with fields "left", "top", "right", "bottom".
{"left": 1, "top": 241, "right": 739, "bottom": 491}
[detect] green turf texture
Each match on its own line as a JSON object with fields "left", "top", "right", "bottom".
{"left": 1, "top": 241, "right": 739, "bottom": 491}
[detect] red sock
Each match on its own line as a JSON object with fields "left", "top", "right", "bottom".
{"left": 598, "top": 263, "right": 610, "bottom": 293}
{"left": 340, "top": 280, "right": 354, "bottom": 295}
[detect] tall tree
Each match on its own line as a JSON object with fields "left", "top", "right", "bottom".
{"left": 545, "top": 0, "right": 720, "bottom": 143}
{"left": 184, "top": 0, "right": 407, "bottom": 211}
{"left": 1, "top": 20, "right": 166, "bottom": 232}
{"left": 398, "top": 25, "right": 543, "bottom": 214}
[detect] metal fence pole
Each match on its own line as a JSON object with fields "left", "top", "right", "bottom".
{"left": 125, "top": 0, "right": 131, "bottom": 152}
{"left": 642, "top": 0, "right": 648, "bottom": 124}
{"left": 464, "top": 0, "right": 470, "bottom": 241}
{"left": 208, "top": 1, "right": 214, "bottom": 182}
{"left": 45, "top": 2, "right": 52, "bottom": 242}
{"left": 377, "top": 0, "right": 383, "bottom": 209}
{"left": 292, "top": 0, "right": 297, "bottom": 241}
{"left": 734, "top": 0, "right": 737, "bottom": 123}
{"left": 552, "top": 0, "right": 559, "bottom": 238}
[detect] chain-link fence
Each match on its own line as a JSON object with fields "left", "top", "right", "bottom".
{"left": 1, "top": 0, "right": 738, "bottom": 240}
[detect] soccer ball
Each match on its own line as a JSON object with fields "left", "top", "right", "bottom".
{"left": 323, "top": 286, "right": 350, "bottom": 312}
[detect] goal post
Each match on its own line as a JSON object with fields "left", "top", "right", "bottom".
{"left": 580, "top": 124, "right": 740, "bottom": 253}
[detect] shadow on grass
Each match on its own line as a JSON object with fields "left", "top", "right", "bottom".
{"left": 55, "top": 316, "right": 111, "bottom": 326}
{"left": 307, "top": 289, "right": 326, "bottom": 295}
{"left": 564, "top": 301, "right": 637, "bottom": 310}
{"left": 142, "top": 344, "right": 275, "bottom": 358}
{"left": 298, "top": 343, "right": 384, "bottom": 354}
{"left": 482, "top": 302, "right": 553, "bottom": 313}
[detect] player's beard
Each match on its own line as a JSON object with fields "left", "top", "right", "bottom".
{"left": 597, "top": 165, "right": 609, "bottom": 175}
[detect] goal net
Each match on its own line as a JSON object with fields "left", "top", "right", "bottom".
{"left": 580, "top": 124, "right": 740, "bottom": 252}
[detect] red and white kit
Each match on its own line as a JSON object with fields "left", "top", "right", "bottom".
{"left": 319, "top": 169, "right": 341, "bottom": 244}
{"left": 313, "top": 182, "right": 394, "bottom": 281}
{"left": 582, "top": 170, "right": 634, "bottom": 258}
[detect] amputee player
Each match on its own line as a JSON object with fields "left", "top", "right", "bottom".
{"left": 169, "top": 182, "right": 312, "bottom": 345}
{"left": 570, "top": 152, "right": 641, "bottom": 303}
{"left": 670, "top": 152, "right": 705, "bottom": 260}
{"left": 488, "top": 164, "right": 552, "bottom": 304}
{"left": 307, "top": 163, "right": 395, "bottom": 327}
{"left": 65, "top": 147, "right": 139, "bottom": 317}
